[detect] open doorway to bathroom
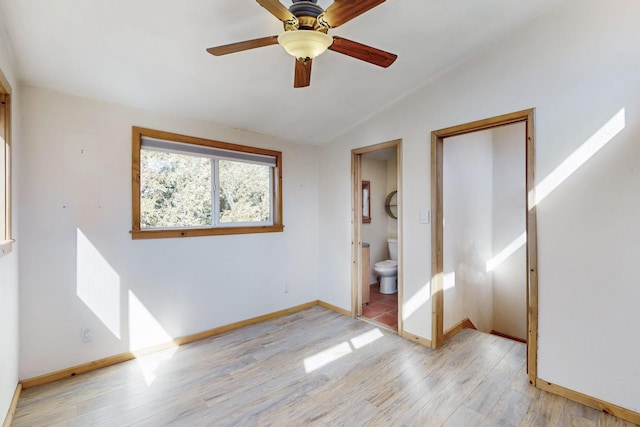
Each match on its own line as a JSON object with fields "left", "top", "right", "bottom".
{"left": 352, "top": 140, "right": 402, "bottom": 332}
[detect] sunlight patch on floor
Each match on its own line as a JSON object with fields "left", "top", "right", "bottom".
{"left": 304, "top": 328, "right": 383, "bottom": 373}
{"left": 134, "top": 346, "right": 178, "bottom": 386}
{"left": 350, "top": 328, "right": 384, "bottom": 349}
{"left": 128, "top": 290, "right": 177, "bottom": 385}
{"left": 304, "top": 342, "right": 352, "bottom": 373}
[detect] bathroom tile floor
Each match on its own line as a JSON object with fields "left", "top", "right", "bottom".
{"left": 362, "top": 284, "right": 398, "bottom": 329}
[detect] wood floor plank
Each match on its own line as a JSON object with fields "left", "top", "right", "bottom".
{"left": 464, "top": 342, "right": 526, "bottom": 415}
{"left": 390, "top": 333, "right": 514, "bottom": 425}
{"left": 443, "top": 404, "right": 485, "bottom": 426}
{"left": 518, "top": 389, "right": 568, "bottom": 427}
{"left": 12, "top": 306, "right": 639, "bottom": 427}
{"left": 481, "top": 389, "right": 539, "bottom": 427}
{"left": 364, "top": 329, "right": 489, "bottom": 423}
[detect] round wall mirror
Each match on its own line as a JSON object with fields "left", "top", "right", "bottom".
{"left": 385, "top": 191, "right": 397, "bottom": 219}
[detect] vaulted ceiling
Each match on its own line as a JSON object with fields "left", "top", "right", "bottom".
{"left": 0, "top": 0, "right": 566, "bottom": 144}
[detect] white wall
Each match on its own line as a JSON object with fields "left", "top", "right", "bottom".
{"left": 318, "top": 0, "right": 640, "bottom": 412}
{"left": 491, "top": 123, "right": 527, "bottom": 340}
{"left": 0, "top": 25, "right": 20, "bottom": 422}
{"left": 18, "top": 86, "right": 320, "bottom": 379}
{"left": 443, "top": 131, "right": 493, "bottom": 333}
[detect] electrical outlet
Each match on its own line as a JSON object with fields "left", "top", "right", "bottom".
{"left": 284, "top": 283, "right": 290, "bottom": 293}
{"left": 81, "top": 328, "right": 92, "bottom": 343}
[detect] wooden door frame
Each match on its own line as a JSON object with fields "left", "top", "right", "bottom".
{"left": 352, "top": 140, "right": 403, "bottom": 330}
{"left": 431, "top": 109, "right": 538, "bottom": 385}
{"left": 0, "top": 68, "right": 13, "bottom": 255}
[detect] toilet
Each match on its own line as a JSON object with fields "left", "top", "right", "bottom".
{"left": 373, "top": 238, "right": 398, "bottom": 294}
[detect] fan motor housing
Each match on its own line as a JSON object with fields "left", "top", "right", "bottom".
{"left": 290, "top": 0, "right": 322, "bottom": 16}
{"left": 289, "top": 0, "right": 325, "bottom": 30}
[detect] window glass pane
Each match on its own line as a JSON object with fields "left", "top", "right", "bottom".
{"left": 132, "top": 127, "right": 283, "bottom": 239}
{"left": 219, "top": 160, "right": 271, "bottom": 223}
{"left": 140, "top": 150, "right": 212, "bottom": 228}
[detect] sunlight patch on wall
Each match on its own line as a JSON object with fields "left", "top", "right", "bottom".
{"left": 403, "top": 273, "right": 456, "bottom": 321}
{"left": 128, "top": 290, "right": 177, "bottom": 385}
{"left": 403, "top": 281, "right": 431, "bottom": 321}
{"left": 486, "top": 232, "right": 527, "bottom": 272}
{"left": 76, "top": 228, "right": 121, "bottom": 338}
{"left": 443, "top": 271, "right": 456, "bottom": 291}
{"left": 531, "top": 108, "right": 625, "bottom": 208}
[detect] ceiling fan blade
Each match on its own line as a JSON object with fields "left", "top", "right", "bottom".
{"left": 206, "top": 36, "right": 279, "bottom": 56}
{"left": 320, "top": 0, "right": 386, "bottom": 28}
{"left": 329, "top": 37, "right": 397, "bottom": 68}
{"left": 294, "top": 59, "right": 312, "bottom": 88}
{"left": 256, "top": 0, "right": 297, "bottom": 23}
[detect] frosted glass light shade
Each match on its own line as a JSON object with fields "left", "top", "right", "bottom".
{"left": 278, "top": 30, "right": 333, "bottom": 60}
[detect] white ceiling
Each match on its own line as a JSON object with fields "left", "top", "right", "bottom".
{"left": 0, "top": 0, "right": 566, "bottom": 145}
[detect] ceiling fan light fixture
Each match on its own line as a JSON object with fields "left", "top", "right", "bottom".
{"left": 278, "top": 30, "right": 333, "bottom": 60}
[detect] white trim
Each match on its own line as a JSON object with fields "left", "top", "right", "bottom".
{"left": 141, "top": 136, "right": 277, "bottom": 166}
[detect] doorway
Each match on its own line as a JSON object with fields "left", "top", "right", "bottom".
{"left": 431, "top": 109, "right": 538, "bottom": 385}
{"left": 352, "top": 140, "right": 402, "bottom": 332}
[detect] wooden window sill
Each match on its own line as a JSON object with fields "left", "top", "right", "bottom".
{"left": 131, "top": 225, "right": 284, "bottom": 240}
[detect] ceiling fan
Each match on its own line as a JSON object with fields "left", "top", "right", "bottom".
{"left": 206, "top": 0, "right": 397, "bottom": 88}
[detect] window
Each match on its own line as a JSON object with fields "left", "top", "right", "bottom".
{"left": 131, "top": 127, "right": 283, "bottom": 239}
{"left": 0, "top": 69, "right": 12, "bottom": 256}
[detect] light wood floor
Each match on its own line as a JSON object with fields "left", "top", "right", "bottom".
{"left": 12, "top": 306, "right": 638, "bottom": 426}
